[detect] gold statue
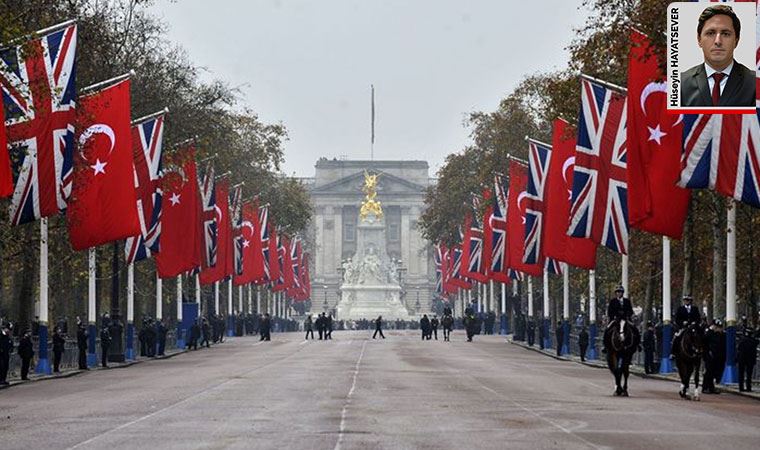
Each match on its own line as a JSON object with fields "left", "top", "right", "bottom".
{"left": 360, "top": 170, "right": 383, "bottom": 221}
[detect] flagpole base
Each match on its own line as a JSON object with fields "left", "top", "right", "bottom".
{"left": 542, "top": 318, "right": 552, "bottom": 350}
{"left": 125, "top": 322, "right": 135, "bottom": 360}
{"left": 561, "top": 321, "right": 570, "bottom": 355}
{"left": 87, "top": 324, "right": 97, "bottom": 367}
{"left": 660, "top": 323, "right": 674, "bottom": 373}
{"left": 35, "top": 324, "right": 52, "bottom": 375}
{"left": 721, "top": 325, "right": 738, "bottom": 384}
{"left": 587, "top": 323, "right": 597, "bottom": 360}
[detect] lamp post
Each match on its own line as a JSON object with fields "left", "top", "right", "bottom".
{"left": 323, "top": 285, "right": 329, "bottom": 313}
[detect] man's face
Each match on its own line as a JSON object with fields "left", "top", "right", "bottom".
{"left": 698, "top": 14, "right": 739, "bottom": 69}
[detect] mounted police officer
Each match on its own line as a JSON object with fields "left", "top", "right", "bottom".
{"left": 602, "top": 285, "right": 635, "bottom": 354}
{"left": 671, "top": 294, "right": 702, "bottom": 359}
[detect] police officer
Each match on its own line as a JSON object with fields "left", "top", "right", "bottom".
{"left": 737, "top": 326, "right": 758, "bottom": 392}
{"left": 76, "top": 322, "right": 88, "bottom": 370}
{"left": 52, "top": 327, "right": 66, "bottom": 373}
{"left": 18, "top": 330, "right": 34, "bottom": 380}
{"left": 0, "top": 322, "right": 12, "bottom": 385}
{"left": 642, "top": 322, "right": 656, "bottom": 374}
{"left": 671, "top": 295, "right": 702, "bottom": 358}
{"left": 156, "top": 319, "right": 167, "bottom": 356}
{"left": 527, "top": 318, "right": 535, "bottom": 347}
{"left": 304, "top": 315, "right": 314, "bottom": 340}
{"left": 100, "top": 325, "right": 111, "bottom": 368}
{"left": 420, "top": 315, "right": 430, "bottom": 340}
{"left": 702, "top": 319, "right": 724, "bottom": 394}
{"left": 578, "top": 326, "right": 589, "bottom": 362}
{"left": 430, "top": 315, "right": 440, "bottom": 340}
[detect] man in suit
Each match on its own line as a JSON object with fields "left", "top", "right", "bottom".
{"left": 681, "top": 4, "right": 755, "bottom": 107}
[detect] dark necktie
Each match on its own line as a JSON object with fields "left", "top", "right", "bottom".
{"left": 712, "top": 73, "right": 725, "bottom": 106}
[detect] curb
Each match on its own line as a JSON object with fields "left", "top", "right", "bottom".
{"left": 508, "top": 338, "right": 760, "bottom": 401}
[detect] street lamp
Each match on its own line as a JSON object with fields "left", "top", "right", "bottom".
{"left": 323, "top": 285, "right": 329, "bottom": 313}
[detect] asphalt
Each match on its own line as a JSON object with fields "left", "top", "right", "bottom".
{"left": 2, "top": 331, "right": 760, "bottom": 450}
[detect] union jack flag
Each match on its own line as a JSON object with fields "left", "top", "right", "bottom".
{"left": 462, "top": 195, "right": 488, "bottom": 282}
{"left": 544, "top": 258, "right": 563, "bottom": 275}
{"left": 434, "top": 243, "right": 443, "bottom": 294}
{"left": 490, "top": 174, "right": 509, "bottom": 282}
{"left": 230, "top": 185, "right": 243, "bottom": 275}
{"left": 508, "top": 269, "right": 524, "bottom": 282}
{"left": 259, "top": 205, "right": 270, "bottom": 281}
{"left": 524, "top": 138, "right": 552, "bottom": 265}
{"left": 679, "top": 112, "right": 760, "bottom": 208}
{"left": 450, "top": 244, "right": 471, "bottom": 289}
{"left": 125, "top": 113, "right": 165, "bottom": 264}
{"left": 1, "top": 22, "right": 77, "bottom": 225}
{"left": 289, "top": 236, "right": 302, "bottom": 293}
{"left": 199, "top": 163, "right": 217, "bottom": 268}
{"left": 568, "top": 76, "right": 629, "bottom": 254}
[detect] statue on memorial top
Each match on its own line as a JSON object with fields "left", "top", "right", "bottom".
{"left": 360, "top": 170, "right": 383, "bottom": 221}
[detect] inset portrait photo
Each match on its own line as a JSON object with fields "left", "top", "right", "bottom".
{"left": 667, "top": 2, "right": 756, "bottom": 113}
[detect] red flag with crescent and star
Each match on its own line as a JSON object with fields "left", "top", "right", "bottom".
{"left": 506, "top": 160, "right": 542, "bottom": 277}
{"left": 0, "top": 99, "right": 12, "bottom": 197}
{"left": 155, "top": 145, "right": 202, "bottom": 278}
{"left": 543, "top": 119, "right": 597, "bottom": 269}
{"left": 200, "top": 178, "right": 233, "bottom": 285}
{"left": 233, "top": 199, "right": 266, "bottom": 285}
{"left": 66, "top": 79, "right": 140, "bottom": 250}
{"left": 627, "top": 30, "right": 690, "bottom": 239}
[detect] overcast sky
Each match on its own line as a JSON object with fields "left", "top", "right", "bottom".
{"left": 152, "top": 0, "right": 588, "bottom": 178}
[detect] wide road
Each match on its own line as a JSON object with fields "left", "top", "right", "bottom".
{"left": 2, "top": 330, "right": 759, "bottom": 450}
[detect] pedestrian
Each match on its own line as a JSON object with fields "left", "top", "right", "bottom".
{"left": 578, "top": 326, "right": 589, "bottom": 362}
{"left": 17, "top": 330, "right": 34, "bottom": 380}
{"left": 52, "top": 327, "right": 65, "bottom": 373}
{"left": 260, "top": 314, "right": 272, "bottom": 341}
{"left": 737, "top": 326, "right": 758, "bottom": 392}
{"left": 326, "top": 314, "right": 334, "bottom": 340}
{"left": 156, "top": 319, "right": 167, "bottom": 356}
{"left": 76, "top": 322, "right": 88, "bottom": 370}
{"left": 527, "top": 319, "right": 535, "bottom": 347}
{"left": 316, "top": 313, "right": 325, "bottom": 340}
{"left": 430, "top": 315, "right": 439, "bottom": 340}
{"left": 442, "top": 314, "right": 453, "bottom": 342}
{"left": 642, "top": 322, "right": 656, "bottom": 374}
{"left": 555, "top": 321, "right": 564, "bottom": 356}
{"left": 0, "top": 323, "right": 12, "bottom": 385}
{"left": 464, "top": 311, "right": 476, "bottom": 342}
{"left": 188, "top": 321, "right": 200, "bottom": 350}
{"left": 305, "top": 315, "right": 314, "bottom": 340}
{"left": 372, "top": 315, "right": 385, "bottom": 339}
{"left": 201, "top": 319, "right": 211, "bottom": 348}
{"left": 100, "top": 325, "right": 111, "bottom": 368}
{"left": 420, "top": 315, "right": 430, "bottom": 340}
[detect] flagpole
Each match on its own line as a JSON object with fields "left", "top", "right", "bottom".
{"left": 126, "top": 263, "right": 135, "bottom": 360}
{"left": 660, "top": 238, "right": 673, "bottom": 373}
{"left": 214, "top": 281, "right": 220, "bottom": 315}
{"left": 256, "top": 286, "right": 261, "bottom": 315}
{"left": 500, "top": 281, "right": 506, "bottom": 335}
{"left": 371, "top": 84, "right": 375, "bottom": 161}
{"left": 87, "top": 248, "right": 97, "bottom": 367}
{"left": 227, "top": 278, "right": 234, "bottom": 337}
{"left": 527, "top": 276, "right": 534, "bottom": 319}
{"left": 543, "top": 268, "right": 551, "bottom": 349}
{"left": 195, "top": 273, "right": 201, "bottom": 318}
{"left": 621, "top": 254, "right": 629, "bottom": 295}
{"left": 588, "top": 270, "right": 597, "bottom": 360}
{"left": 35, "top": 218, "right": 51, "bottom": 374}
{"left": 131, "top": 107, "right": 169, "bottom": 125}
{"left": 561, "top": 263, "right": 570, "bottom": 355}
{"left": 176, "top": 275, "right": 184, "bottom": 349}
{"left": 80, "top": 70, "right": 135, "bottom": 97}
{"left": 722, "top": 200, "right": 738, "bottom": 384}
{"left": 156, "top": 273, "right": 162, "bottom": 320}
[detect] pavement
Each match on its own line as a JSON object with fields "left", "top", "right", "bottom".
{"left": 2, "top": 331, "right": 760, "bottom": 450}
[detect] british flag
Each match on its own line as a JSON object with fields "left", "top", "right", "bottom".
{"left": 434, "top": 243, "right": 443, "bottom": 294}
{"left": 462, "top": 195, "right": 488, "bottom": 282}
{"left": 490, "top": 174, "right": 509, "bottom": 282}
{"left": 524, "top": 138, "right": 552, "bottom": 265}
{"left": 1, "top": 22, "right": 77, "bottom": 225}
{"left": 199, "top": 163, "right": 218, "bottom": 268}
{"left": 544, "top": 258, "right": 563, "bottom": 275}
{"left": 679, "top": 112, "right": 760, "bottom": 208}
{"left": 259, "top": 205, "right": 270, "bottom": 281}
{"left": 508, "top": 269, "right": 524, "bottom": 282}
{"left": 125, "top": 113, "right": 165, "bottom": 264}
{"left": 230, "top": 185, "right": 243, "bottom": 275}
{"left": 289, "top": 236, "right": 302, "bottom": 294}
{"left": 568, "top": 76, "right": 629, "bottom": 254}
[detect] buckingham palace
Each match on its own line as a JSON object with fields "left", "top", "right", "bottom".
{"left": 301, "top": 158, "right": 436, "bottom": 316}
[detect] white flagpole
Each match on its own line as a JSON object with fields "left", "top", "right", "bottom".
{"left": 543, "top": 268, "right": 550, "bottom": 349}
{"left": 36, "top": 218, "right": 51, "bottom": 374}
{"left": 501, "top": 282, "right": 506, "bottom": 315}
{"left": 660, "top": 237, "right": 673, "bottom": 373}
{"left": 214, "top": 281, "right": 220, "bottom": 314}
{"left": 256, "top": 286, "right": 261, "bottom": 314}
{"left": 227, "top": 278, "right": 233, "bottom": 335}
{"left": 489, "top": 280, "right": 495, "bottom": 314}
{"left": 238, "top": 284, "right": 243, "bottom": 314}
{"left": 562, "top": 263, "right": 570, "bottom": 320}
{"left": 588, "top": 269, "right": 597, "bottom": 360}
{"left": 527, "top": 276, "right": 534, "bottom": 318}
{"left": 176, "top": 275, "right": 183, "bottom": 348}
{"left": 156, "top": 273, "right": 162, "bottom": 319}
{"left": 126, "top": 263, "right": 135, "bottom": 359}
{"left": 621, "top": 254, "right": 629, "bottom": 294}
{"left": 88, "top": 247, "right": 97, "bottom": 367}
{"left": 248, "top": 284, "right": 253, "bottom": 314}
{"left": 722, "top": 200, "right": 738, "bottom": 384}
{"left": 195, "top": 273, "right": 201, "bottom": 317}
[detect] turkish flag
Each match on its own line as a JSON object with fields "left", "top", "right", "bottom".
{"left": 267, "top": 223, "right": 280, "bottom": 283}
{"left": 0, "top": 99, "right": 12, "bottom": 197}
{"left": 67, "top": 79, "right": 140, "bottom": 250}
{"left": 233, "top": 200, "right": 265, "bottom": 285}
{"left": 200, "top": 178, "right": 233, "bottom": 285}
{"left": 156, "top": 146, "right": 202, "bottom": 278}
{"left": 543, "top": 119, "right": 597, "bottom": 269}
{"left": 506, "top": 161, "right": 542, "bottom": 277}
{"left": 627, "top": 30, "right": 690, "bottom": 239}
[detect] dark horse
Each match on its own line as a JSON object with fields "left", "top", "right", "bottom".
{"left": 604, "top": 319, "right": 639, "bottom": 396}
{"left": 675, "top": 322, "right": 703, "bottom": 401}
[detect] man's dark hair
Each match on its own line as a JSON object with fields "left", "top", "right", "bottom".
{"left": 697, "top": 5, "right": 741, "bottom": 40}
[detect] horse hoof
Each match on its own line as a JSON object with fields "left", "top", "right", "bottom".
{"left": 622, "top": 390, "right": 629, "bottom": 397}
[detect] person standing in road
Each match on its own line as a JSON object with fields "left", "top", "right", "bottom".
{"left": 420, "top": 315, "right": 430, "bottom": 340}
{"left": 372, "top": 315, "right": 385, "bottom": 339}
{"left": 260, "top": 314, "right": 272, "bottom": 341}
{"left": 0, "top": 323, "right": 12, "bottom": 385}
{"left": 316, "top": 313, "right": 325, "bottom": 340}
{"left": 99, "top": 325, "right": 111, "bottom": 368}
{"left": 53, "top": 327, "right": 66, "bottom": 373}
{"left": 201, "top": 318, "right": 211, "bottom": 348}
{"left": 156, "top": 319, "right": 167, "bottom": 356}
{"left": 76, "top": 322, "right": 88, "bottom": 370}
{"left": 304, "top": 315, "right": 314, "bottom": 340}
{"left": 555, "top": 321, "right": 564, "bottom": 356}
{"left": 430, "top": 315, "right": 439, "bottom": 341}
{"left": 578, "top": 326, "right": 589, "bottom": 362}
{"left": 527, "top": 319, "right": 535, "bottom": 347}
{"left": 326, "top": 314, "right": 334, "bottom": 340}
{"left": 737, "top": 326, "right": 758, "bottom": 392}
{"left": 18, "top": 330, "right": 34, "bottom": 380}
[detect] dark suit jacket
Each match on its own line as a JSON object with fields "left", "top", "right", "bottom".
{"left": 607, "top": 297, "right": 634, "bottom": 321}
{"left": 680, "top": 61, "right": 756, "bottom": 107}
